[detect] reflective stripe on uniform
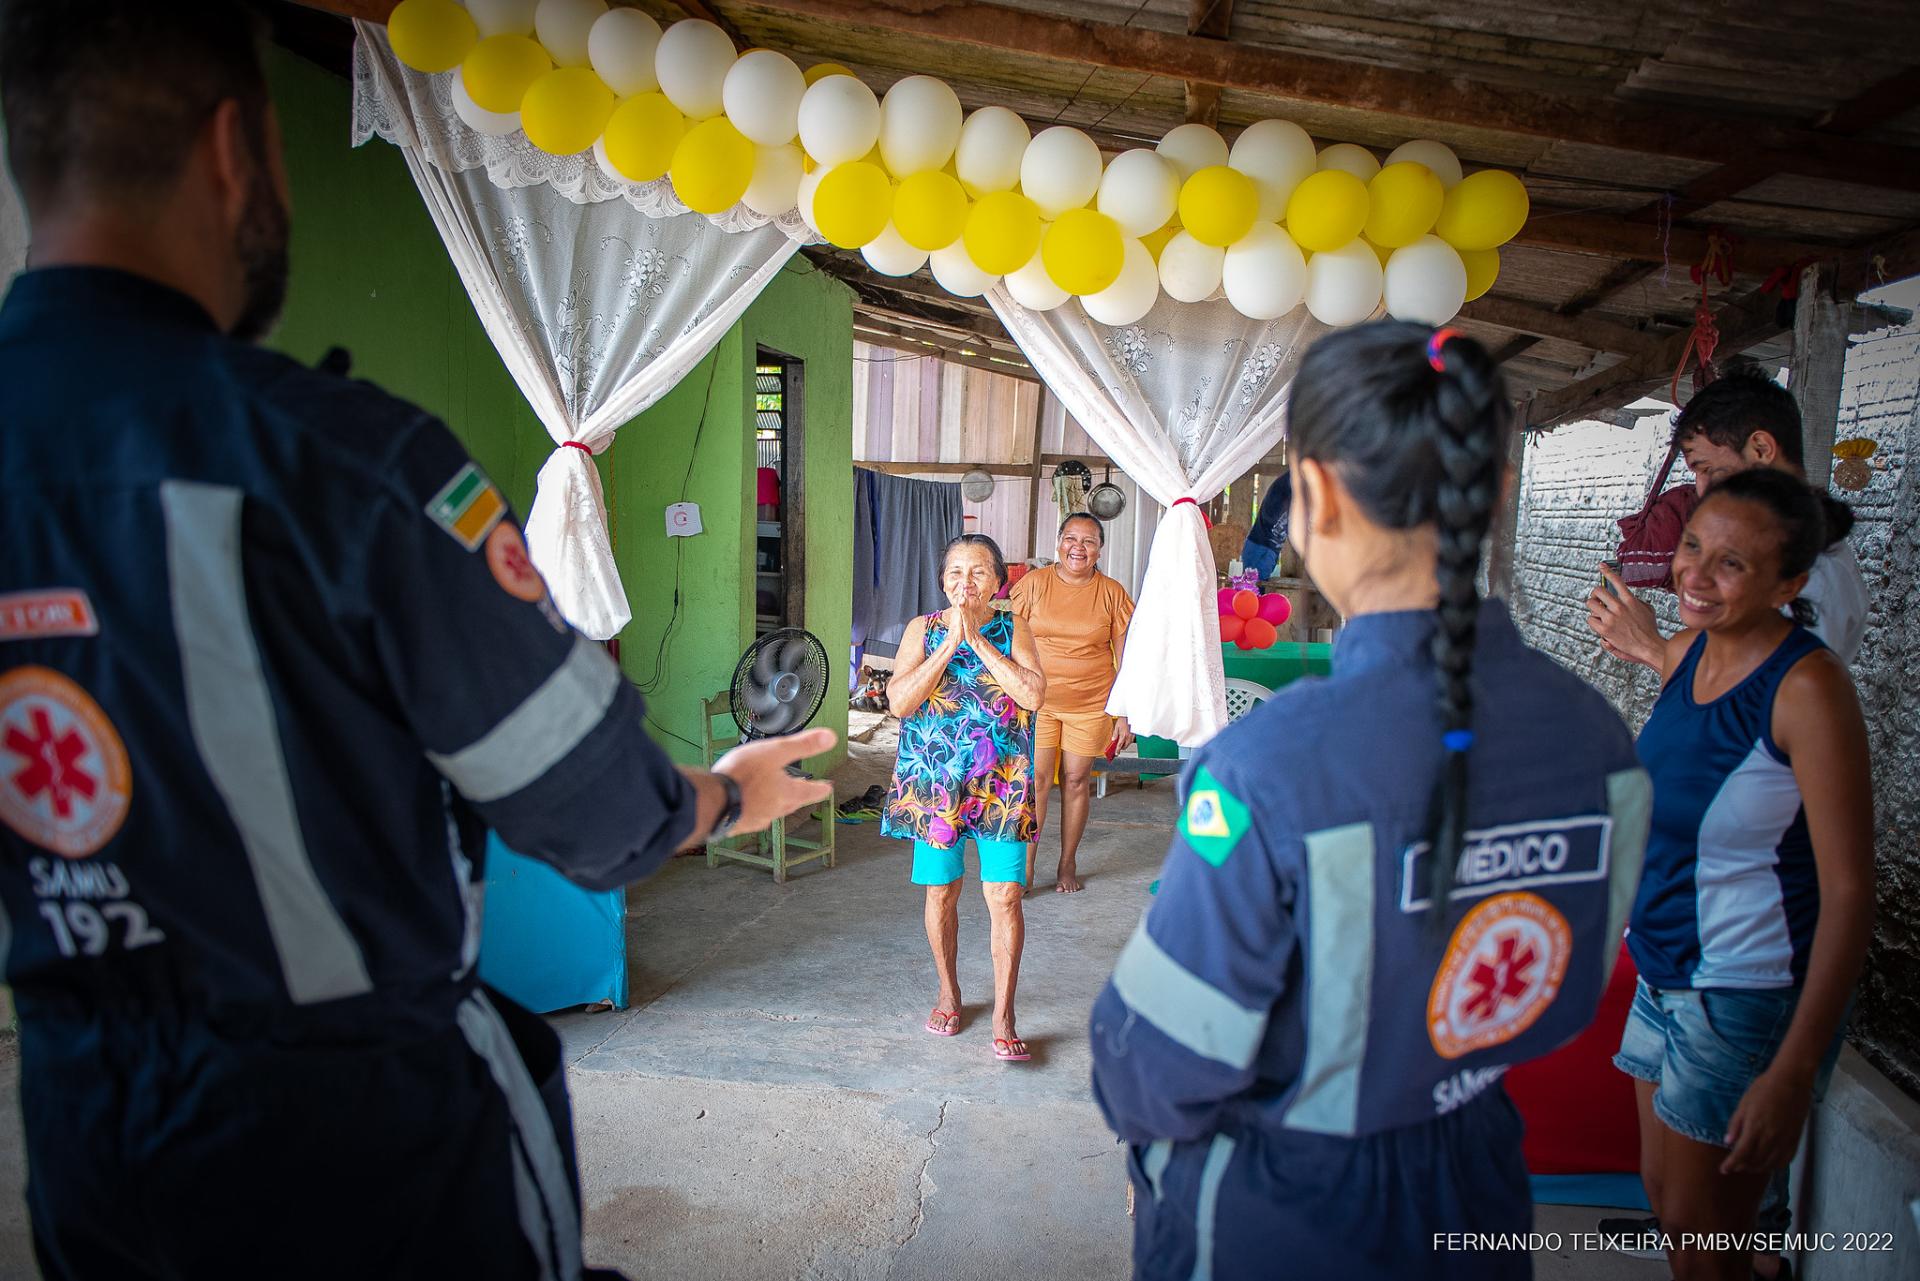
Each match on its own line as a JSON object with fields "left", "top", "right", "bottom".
{"left": 457, "top": 989, "right": 583, "bottom": 1281}
{"left": 162, "top": 480, "right": 373, "bottom": 1005}
{"left": 1111, "top": 919, "right": 1267, "bottom": 1069}
{"left": 1142, "top": 1138, "right": 1173, "bottom": 1201}
{"left": 1604, "top": 768, "right": 1654, "bottom": 987}
{"left": 1189, "top": 1133, "right": 1237, "bottom": 1281}
{"left": 427, "top": 633, "right": 620, "bottom": 804}
{"left": 1282, "top": 822, "right": 1376, "bottom": 1137}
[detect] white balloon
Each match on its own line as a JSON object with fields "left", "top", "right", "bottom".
{"left": 879, "top": 75, "right": 963, "bottom": 176}
{"left": 795, "top": 165, "right": 827, "bottom": 233}
{"left": 1304, "top": 238, "right": 1385, "bottom": 326}
{"left": 1384, "top": 234, "right": 1468, "bottom": 324}
{"left": 954, "top": 106, "right": 1029, "bottom": 196}
{"left": 1096, "top": 149, "right": 1179, "bottom": 239}
{"left": 1317, "top": 143, "right": 1380, "bottom": 182}
{"left": 588, "top": 8, "right": 661, "bottom": 96}
{"left": 654, "top": 19, "right": 734, "bottom": 120}
{"left": 1156, "top": 122, "right": 1228, "bottom": 182}
{"left": 1006, "top": 253, "right": 1070, "bottom": 311}
{"left": 861, "top": 223, "right": 930, "bottom": 277}
{"left": 1222, "top": 223, "right": 1307, "bottom": 320}
{"left": 797, "top": 75, "right": 881, "bottom": 167}
{"left": 1158, "top": 231, "right": 1225, "bottom": 303}
{"left": 590, "top": 135, "right": 634, "bottom": 186}
{"left": 930, "top": 242, "right": 998, "bottom": 298}
{"left": 1084, "top": 238, "right": 1159, "bottom": 326}
{"left": 534, "top": 0, "right": 606, "bottom": 66}
{"left": 452, "top": 75, "right": 522, "bottom": 137}
{"left": 1229, "top": 119, "right": 1316, "bottom": 223}
{"left": 467, "top": 0, "right": 538, "bottom": 38}
{"left": 742, "top": 143, "right": 803, "bottom": 217}
{"left": 1020, "top": 126, "right": 1102, "bottom": 219}
{"left": 1384, "top": 139, "right": 1463, "bottom": 188}
{"left": 723, "top": 50, "right": 805, "bottom": 146}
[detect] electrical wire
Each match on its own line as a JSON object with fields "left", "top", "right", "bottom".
{"left": 634, "top": 352, "right": 723, "bottom": 695}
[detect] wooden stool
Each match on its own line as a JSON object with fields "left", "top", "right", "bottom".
{"left": 698, "top": 691, "right": 835, "bottom": 884}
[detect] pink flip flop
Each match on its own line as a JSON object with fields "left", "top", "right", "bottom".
{"left": 926, "top": 1008, "right": 961, "bottom": 1037}
{"left": 993, "top": 1037, "right": 1031, "bottom": 1062}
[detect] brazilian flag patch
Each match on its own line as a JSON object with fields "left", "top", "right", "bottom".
{"left": 1179, "top": 766, "right": 1251, "bottom": 867}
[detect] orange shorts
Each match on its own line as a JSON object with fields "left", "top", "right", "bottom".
{"left": 1034, "top": 707, "right": 1113, "bottom": 757}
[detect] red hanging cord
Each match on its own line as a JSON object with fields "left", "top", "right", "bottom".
{"left": 1671, "top": 230, "right": 1736, "bottom": 407}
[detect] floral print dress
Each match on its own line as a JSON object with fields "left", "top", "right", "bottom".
{"left": 882, "top": 611, "right": 1036, "bottom": 849}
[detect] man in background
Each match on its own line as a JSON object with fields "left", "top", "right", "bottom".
{"left": 0, "top": 3, "right": 830, "bottom": 1276}
{"left": 1590, "top": 367, "right": 1868, "bottom": 668}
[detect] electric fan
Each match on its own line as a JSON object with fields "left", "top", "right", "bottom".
{"left": 730, "top": 627, "right": 831, "bottom": 740}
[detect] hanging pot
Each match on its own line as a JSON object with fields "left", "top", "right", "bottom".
{"left": 1086, "top": 465, "right": 1127, "bottom": 520}
{"left": 961, "top": 468, "right": 996, "bottom": 502}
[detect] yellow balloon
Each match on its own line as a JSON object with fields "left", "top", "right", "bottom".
{"left": 1433, "top": 170, "right": 1530, "bottom": 251}
{"left": 1363, "top": 162, "right": 1444, "bottom": 249}
{"left": 893, "top": 171, "right": 968, "bottom": 252}
{"left": 1285, "top": 169, "right": 1370, "bottom": 253}
{"left": 1461, "top": 248, "right": 1500, "bottom": 302}
{"left": 963, "top": 191, "right": 1042, "bottom": 275}
{"left": 461, "top": 34, "right": 551, "bottom": 114}
{"left": 603, "top": 93, "right": 685, "bottom": 182}
{"left": 388, "top": 0, "right": 476, "bottom": 74}
{"left": 1177, "top": 166, "right": 1258, "bottom": 248}
{"left": 670, "top": 118, "right": 756, "bottom": 214}
{"left": 813, "top": 161, "right": 894, "bottom": 248}
{"left": 1042, "top": 207, "right": 1124, "bottom": 296}
{"left": 804, "top": 63, "right": 855, "bottom": 86}
{"left": 1141, "top": 219, "right": 1180, "bottom": 262}
{"left": 521, "top": 67, "right": 615, "bottom": 157}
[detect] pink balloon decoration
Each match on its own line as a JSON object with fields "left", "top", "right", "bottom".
{"left": 1257, "top": 593, "right": 1291, "bottom": 626}
{"left": 1216, "top": 587, "right": 1239, "bottom": 616}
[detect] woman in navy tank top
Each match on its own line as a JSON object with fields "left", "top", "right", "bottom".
{"left": 1617, "top": 468, "right": 1872, "bottom": 1281}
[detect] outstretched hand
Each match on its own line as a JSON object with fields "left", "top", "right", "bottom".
{"left": 713, "top": 727, "right": 837, "bottom": 834}
{"left": 1588, "top": 564, "right": 1664, "bottom": 670}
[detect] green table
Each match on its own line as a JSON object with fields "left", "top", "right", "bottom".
{"left": 1137, "top": 641, "right": 1334, "bottom": 764}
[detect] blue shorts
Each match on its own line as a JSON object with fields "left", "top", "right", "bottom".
{"left": 911, "top": 836, "right": 1028, "bottom": 886}
{"left": 1613, "top": 978, "right": 1842, "bottom": 1149}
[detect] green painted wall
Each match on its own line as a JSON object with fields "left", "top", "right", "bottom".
{"left": 266, "top": 48, "right": 852, "bottom": 772}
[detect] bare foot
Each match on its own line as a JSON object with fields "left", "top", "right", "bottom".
{"left": 1055, "top": 865, "right": 1084, "bottom": 893}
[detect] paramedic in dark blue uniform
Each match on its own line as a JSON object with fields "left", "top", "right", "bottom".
{"left": 0, "top": 5, "right": 832, "bottom": 1278}
{"left": 1090, "top": 323, "right": 1652, "bottom": 1281}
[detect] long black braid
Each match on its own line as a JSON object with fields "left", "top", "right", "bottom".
{"left": 1286, "top": 322, "right": 1513, "bottom": 932}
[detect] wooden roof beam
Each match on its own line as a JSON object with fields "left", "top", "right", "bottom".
{"left": 1458, "top": 297, "right": 1658, "bottom": 358}
{"left": 728, "top": 0, "right": 1920, "bottom": 189}
{"left": 1183, "top": 0, "right": 1233, "bottom": 128}
{"left": 1525, "top": 289, "right": 1787, "bottom": 430}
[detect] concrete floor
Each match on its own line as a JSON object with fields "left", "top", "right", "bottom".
{"left": 0, "top": 735, "right": 1670, "bottom": 1280}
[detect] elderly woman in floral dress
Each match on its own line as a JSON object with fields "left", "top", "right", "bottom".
{"left": 884, "top": 534, "right": 1047, "bottom": 1062}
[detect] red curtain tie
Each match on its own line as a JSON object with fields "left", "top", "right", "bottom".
{"left": 1171, "top": 496, "right": 1212, "bottom": 530}
{"left": 561, "top": 440, "right": 593, "bottom": 456}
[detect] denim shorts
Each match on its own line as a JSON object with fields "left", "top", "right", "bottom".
{"left": 1614, "top": 978, "right": 1839, "bottom": 1149}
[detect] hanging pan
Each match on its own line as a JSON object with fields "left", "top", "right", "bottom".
{"left": 1085, "top": 465, "right": 1127, "bottom": 520}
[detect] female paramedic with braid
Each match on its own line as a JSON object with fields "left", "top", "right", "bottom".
{"left": 1089, "top": 322, "right": 1653, "bottom": 1281}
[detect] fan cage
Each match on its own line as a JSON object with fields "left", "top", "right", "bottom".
{"left": 729, "top": 627, "right": 830, "bottom": 741}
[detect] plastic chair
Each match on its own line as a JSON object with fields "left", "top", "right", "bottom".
{"left": 1176, "top": 678, "right": 1274, "bottom": 760}
{"left": 698, "top": 691, "right": 834, "bottom": 884}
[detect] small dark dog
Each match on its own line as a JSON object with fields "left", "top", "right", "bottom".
{"left": 851, "top": 665, "right": 892, "bottom": 712}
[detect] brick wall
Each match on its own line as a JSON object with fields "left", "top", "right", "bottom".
{"left": 1507, "top": 316, "right": 1920, "bottom": 1098}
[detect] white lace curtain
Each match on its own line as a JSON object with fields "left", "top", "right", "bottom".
{"left": 352, "top": 24, "right": 809, "bottom": 638}
{"left": 987, "top": 288, "right": 1327, "bottom": 745}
